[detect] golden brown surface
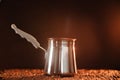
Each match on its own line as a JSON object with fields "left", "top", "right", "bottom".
{"left": 0, "top": 69, "right": 120, "bottom": 80}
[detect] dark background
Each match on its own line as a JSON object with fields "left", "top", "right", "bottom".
{"left": 0, "top": 0, "right": 120, "bottom": 69}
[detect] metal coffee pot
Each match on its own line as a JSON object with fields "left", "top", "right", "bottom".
{"left": 11, "top": 24, "right": 77, "bottom": 76}
{"left": 44, "top": 38, "right": 77, "bottom": 76}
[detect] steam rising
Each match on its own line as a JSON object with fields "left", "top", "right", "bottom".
{"left": 11, "top": 24, "right": 46, "bottom": 53}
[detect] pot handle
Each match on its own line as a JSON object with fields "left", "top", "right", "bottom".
{"left": 11, "top": 24, "right": 47, "bottom": 53}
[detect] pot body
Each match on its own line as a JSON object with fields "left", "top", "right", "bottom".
{"left": 44, "top": 38, "right": 77, "bottom": 76}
